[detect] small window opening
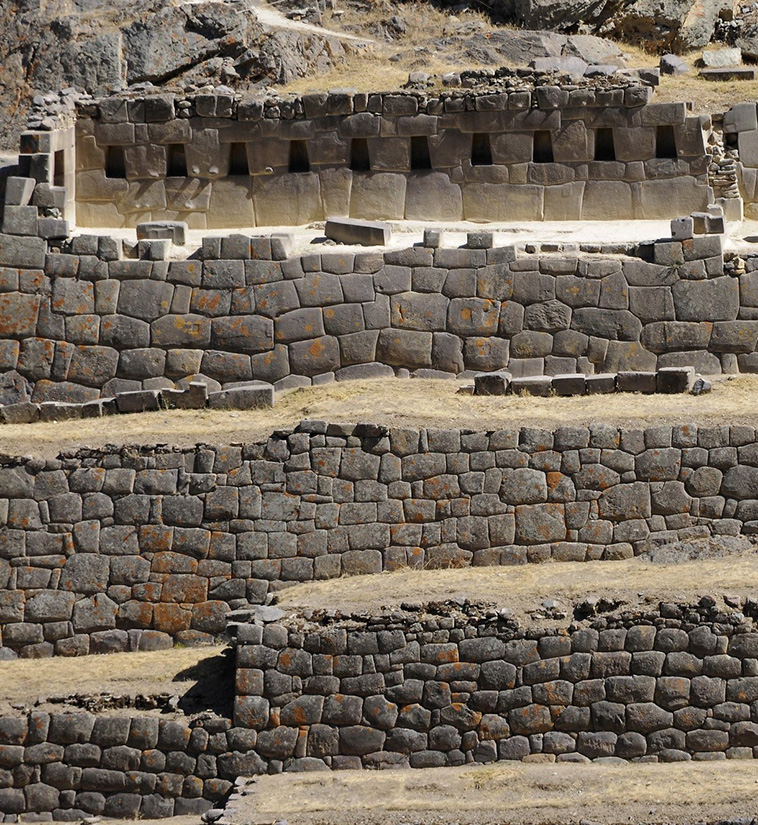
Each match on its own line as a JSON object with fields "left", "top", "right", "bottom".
{"left": 350, "top": 138, "right": 371, "bottom": 172}
{"left": 53, "top": 150, "right": 65, "bottom": 187}
{"left": 471, "top": 133, "right": 493, "bottom": 166}
{"left": 533, "top": 131, "right": 554, "bottom": 164}
{"left": 656, "top": 125, "right": 677, "bottom": 159}
{"left": 289, "top": 140, "right": 310, "bottom": 173}
{"left": 594, "top": 128, "right": 616, "bottom": 162}
{"left": 410, "top": 136, "right": 432, "bottom": 170}
{"left": 105, "top": 145, "right": 126, "bottom": 179}
{"left": 167, "top": 144, "right": 187, "bottom": 177}
{"left": 229, "top": 143, "right": 250, "bottom": 176}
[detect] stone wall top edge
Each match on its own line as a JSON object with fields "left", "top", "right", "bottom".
{"left": 67, "top": 82, "right": 662, "bottom": 127}
{"left": 0, "top": 419, "right": 740, "bottom": 467}
{"left": 235, "top": 596, "right": 755, "bottom": 639}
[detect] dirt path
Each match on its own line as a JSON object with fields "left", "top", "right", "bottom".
{"left": 223, "top": 762, "right": 758, "bottom": 825}
{"left": 176, "top": 0, "right": 372, "bottom": 42}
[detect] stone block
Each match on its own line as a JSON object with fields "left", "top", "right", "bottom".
{"left": 404, "top": 173, "right": 463, "bottom": 221}
{"left": 350, "top": 173, "right": 407, "bottom": 220}
{"left": 324, "top": 218, "right": 390, "bottom": 246}
{"left": 617, "top": 371, "right": 656, "bottom": 393}
{"left": 5, "top": 177, "right": 36, "bottom": 207}
{"left": 462, "top": 183, "right": 544, "bottom": 221}
{"left": 136, "top": 221, "right": 187, "bottom": 245}
{"left": 657, "top": 366, "right": 695, "bottom": 393}
{"left": 671, "top": 217, "right": 694, "bottom": 241}
{"left": 474, "top": 371, "right": 511, "bottom": 396}
{"left": 552, "top": 373, "right": 586, "bottom": 396}
{"left": 585, "top": 373, "right": 616, "bottom": 394}
{"left": 115, "top": 390, "right": 161, "bottom": 413}
{"left": 2, "top": 206, "right": 38, "bottom": 236}
{"left": 511, "top": 375, "right": 552, "bottom": 396}
{"left": 207, "top": 383, "right": 275, "bottom": 410}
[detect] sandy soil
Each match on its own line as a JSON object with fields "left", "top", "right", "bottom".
{"left": 2, "top": 374, "right": 757, "bottom": 459}
{"left": 276, "top": 542, "right": 758, "bottom": 620}
{"left": 226, "top": 761, "right": 758, "bottom": 825}
{"left": 0, "top": 645, "right": 227, "bottom": 705}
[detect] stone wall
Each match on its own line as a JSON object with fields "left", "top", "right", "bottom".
{"left": 3, "top": 421, "right": 758, "bottom": 658}
{"left": 231, "top": 602, "right": 758, "bottom": 769}
{"left": 72, "top": 90, "right": 711, "bottom": 227}
{"left": 0, "top": 230, "right": 754, "bottom": 407}
{"left": 4, "top": 599, "right": 758, "bottom": 821}
{"left": 0, "top": 706, "right": 247, "bottom": 820}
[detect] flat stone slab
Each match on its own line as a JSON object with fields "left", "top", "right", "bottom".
{"left": 325, "top": 218, "right": 391, "bottom": 247}
{"left": 700, "top": 67, "right": 758, "bottom": 81}
{"left": 208, "top": 383, "right": 275, "bottom": 410}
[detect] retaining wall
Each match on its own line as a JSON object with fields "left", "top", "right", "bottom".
{"left": 231, "top": 602, "right": 758, "bottom": 769}
{"left": 1, "top": 231, "right": 756, "bottom": 407}
{"left": 0, "top": 706, "right": 246, "bottom": 820}
{"left": 3, "top": 421, "right": 758, "bottom": 657}
{"left": 3, "top": 599, "right": 758, "bottom": 821}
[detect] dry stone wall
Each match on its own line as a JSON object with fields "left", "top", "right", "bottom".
{"left": 73, "top": 90, "right": 711, "bottom": 227}
{"left": 0, "top": 231, "right": 755, "bottom": 407}
{"left": 231, "top": 602, "right": 758, "bottom": 769}
{"left": 0, "top": 706, "right": 246, "bottom": 821}
{"left": 3, "top": 601, "right": 758, "bottom": 821}
{"left": 3, "top": 421, "right": 758, "bottom": 658}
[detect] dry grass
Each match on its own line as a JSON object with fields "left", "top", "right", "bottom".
{"left": 276, "top": 550, "right": 758, "bottom": 616}
{"left": 230, "top": 761, "right": 758, "bottom": 825}
{"left": 0, "top": 645, "right": 225, "bottom": 703}
{"left": 4, "top": 374, "right": 758, "bottom": 459}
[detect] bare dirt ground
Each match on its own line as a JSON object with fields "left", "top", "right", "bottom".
{"left": 0, "top": 645, "right": 227, "bottom": 707}
{"left": 226, "top": 761, "right": 758, "bottom": 825}
{"left": 2, "top": 374, "right": 756, "bottom": 459}
{"left": 276, "top": 541, "right": 758, "bottom": 620}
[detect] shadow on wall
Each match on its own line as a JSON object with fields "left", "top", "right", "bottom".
{"left": 174, "top": 650, "right": 236, "bottom": 718}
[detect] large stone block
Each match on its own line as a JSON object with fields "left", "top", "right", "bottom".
{"left": 254, "top": 173, "right": 323, "bottom": 226}
{"left": 324, "top": 218, "right": 390, "bottom": 246}
{"left": 289, "top": 336, "right": 340, "bottom": 376}
{"left": 67, "top": 346, "right": 119, "bottom": 387}
{"left": 638, "top": 178, "right": 710, "bottom": 220}
{"left": 376, "top": 329, "right": 432, "bottom": 368}
{"left": 672, "top": 278, "right": 738, "bottom": 322}
{"left": 404, "top": 173, "right": 463, "bottom": 221}
{"left": 0, "top": 293, "right": 41, "bottom": 339}
{"left": 350, "top": 174, "right": 407, "bottom": 220}
{"left": 462, "top": 184, "right": 544, "bottom": 221}
{"left": 391, "top": 292, "right": 448, "bottom": 331}
{"left": 211, "top": 316, "right": 274, "bottom": 354}
{"left": 582, "top": 181, "right": 632, "bottom": 220}
{"left": 151, "top": 314, "right": 212, "bottom": 348}
{"left": 206, "top": 179, "right": 255, "bottom": 229}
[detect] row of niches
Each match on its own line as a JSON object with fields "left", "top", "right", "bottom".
{"left": 100, "top": 127, "right": 682, "bottom": 181}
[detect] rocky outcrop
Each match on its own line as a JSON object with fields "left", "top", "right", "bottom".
{"left": 0, "top": 0, "right": 356, "bottom": 151}
{"left": 484, "top": 0, "right": 733, "bottom": 52}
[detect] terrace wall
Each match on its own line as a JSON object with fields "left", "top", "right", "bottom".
{"left": 0, "top": 231, "right": 753, "bottom": 408}
{"left": 2, "top": 422, "right": 758, "bottom": 658}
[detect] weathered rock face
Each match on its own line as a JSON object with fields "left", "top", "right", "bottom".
{"left": 0, "top": 0, "right": 354, "bottom": 150}
{"left": 485, "top": 0, "right": 731, "bottom": 52}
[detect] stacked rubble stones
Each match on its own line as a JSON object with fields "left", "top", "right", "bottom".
{"left": 3, "top": 421, "right": 758, "bottom": 658}
{"left": 0, "top": 230, "right": 755, "bottom": 409}
{"left": 231, "top": 601, "right": 758, "bottom": 769}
